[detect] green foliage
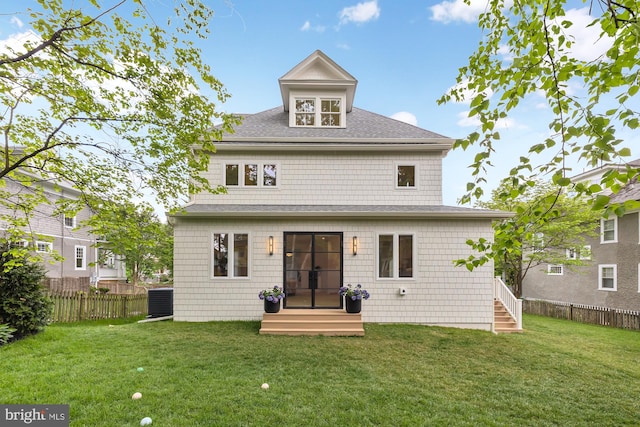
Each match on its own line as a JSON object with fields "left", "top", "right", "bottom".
{"left": 0, "top": 1, "right": 239, "bottom": 264}
{"left": 439, "top": 0, "right": 639, "bottom": 206}
{"left": 0, "top": 323, "right": 16, "bottom": 346}
{"left": 0, "top": 246, "right": 53, "bottom": 340}
{"left": 87, "top": 201, "right": 172, "bottom": 286}
{"left": 456, "top": 180, "right": 600, "bottom": 297}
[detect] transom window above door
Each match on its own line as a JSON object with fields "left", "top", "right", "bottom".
{"left": 225, "top": 163, "right": 278, "bottom": 188}
{"left": 291, "top": 96, "right": 345, "bottom": 128}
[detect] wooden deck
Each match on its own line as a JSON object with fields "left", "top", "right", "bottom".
{"left": 259, "top": 309, "right": 364, "bottom": 336}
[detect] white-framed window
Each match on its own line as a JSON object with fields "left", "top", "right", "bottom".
{"left": 396, "top": 164, "right": 416, "bottom": 188}
{"left": 225, "top": 163, "right": 278, "bottom": 188}
{"left": 377, "top": 233, "right": 414, "bottom": 279}
{"left": 75, "top": 245, "right": 86, "bottom": 270}
{"left": 290, "top": 95, "right": 345, "bottom": 128}
{"left": 598, "top": 264, "right": 617, "bottom": 291}
{"left": 580, "top": 245, "right": 591, "bottom": 260}
{"left": 547, "top": 264, "right": 564, "bottom": 275}
{"left": 566, "top": 248, "right": 577, "bottom": 260}
{"left": 64, "top": 215, "right": 76, "bottom": 228}
{"left": 212, "top": 233, "right": 249, "bottom": 278}
{"left": 601, "top": 217, "right": 617, "bottom": 243}
{"left": 10, "top": 240, "right": 28, "bottom": 249}
{"left": 36, "top": 241, "right": 52, "bottom": 253}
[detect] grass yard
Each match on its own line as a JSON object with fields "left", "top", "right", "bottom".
{"left": 1, "top": 315, "right": 639, "bottom": 426}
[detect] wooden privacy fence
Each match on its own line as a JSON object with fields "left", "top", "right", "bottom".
{"left": 524, "top": 299, "right": 640, "bottom": 331}
{"left": 48, "top": 291, "right": 148, "bottom": 323}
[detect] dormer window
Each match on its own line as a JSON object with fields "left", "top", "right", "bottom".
{"left": 291, "top": 95, "right": 344, "bottom": 128}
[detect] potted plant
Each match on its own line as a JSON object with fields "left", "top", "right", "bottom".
{"left": 339, "top": 284, "right": 370, "bottom": 313}
{"left": 258, "top": 285, "right": 285, "bottom": 313}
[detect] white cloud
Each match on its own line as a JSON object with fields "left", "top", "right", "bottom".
{"left": 430, "top": 0, "right": 498, "bottom": 24}
{"left": 339, "top": 0, "right": 380, "bottom": 25}
{"left": 553, "top": 8, "right": 613, "bottom": 62}
{"left": 300, "top": 20, "right": 326, "bottom": 32}
{"left": 10, "top": 17, "right": 24, "bottom": 28}
{"left": 390, "top": 112, "right": 418, "bottom": 126}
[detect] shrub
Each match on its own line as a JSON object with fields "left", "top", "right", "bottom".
{"left": 0, "top": 246, "right": 53, "bottom": 341}
{"left": 0, "top": 323, "right": 16, "bottom": 346}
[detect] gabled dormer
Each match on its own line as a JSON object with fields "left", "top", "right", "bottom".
{"left": 278, "top": 50, "right": 357, "bottom": 129}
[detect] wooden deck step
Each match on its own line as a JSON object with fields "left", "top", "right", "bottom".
{"left": 494, "top": 300, "right": 523, "bottom": 334}
{"left": 260, "top": 309, "right": 364, "bottom": 336}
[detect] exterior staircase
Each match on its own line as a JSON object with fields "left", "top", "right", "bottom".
{"left": 259, "top": 309, "right": 364, "bottom": 336}
{"left": 494, "top": 300, "right": 522, "bottom": 333}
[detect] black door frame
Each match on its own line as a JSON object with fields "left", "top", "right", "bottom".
{"left": 282, "top": 232, "right": 343, "bottom": 309}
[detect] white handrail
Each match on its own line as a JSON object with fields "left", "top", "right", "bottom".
{"left": 494, "top": 277, "right": 522, "bottom": 330}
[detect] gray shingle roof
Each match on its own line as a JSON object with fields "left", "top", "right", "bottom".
{"left": 222, "top": 107, "right": 449, "bottom": 141}
{"left": 174, "top": 204, "right": 511, "bottom": 219}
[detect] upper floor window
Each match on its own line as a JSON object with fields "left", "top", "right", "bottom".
{"left": 64, "top": 215, "right": 76, "bottom": 228}
{"left": 378, "top": 233, "right": 414, "bottom": 279}
{"left": 598, "top": 264, "right": 616, "bottom": 291}
{"left": 36, "top": 241, "right": 52, "bottom": 253}
{"left": 547, "top": 264, "right": 564, "bottom": 275}
{"left": 601, "top": 217, "right": 617, "bottom": 243}
{"left": 396, "top": 165, "right": 416, "bottom": 188}
{"left": 225, "top": 163, "right": 278, "bottom": 188}
{"left": 212, "top": 233, "right": 249, "bottom": 278}
{"left": 292, "top": 96, "right": 344, "bottom": 128}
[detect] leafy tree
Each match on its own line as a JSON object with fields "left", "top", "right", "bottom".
{"left": 0, "top": 245, "right": 52, "bottom": 340}
{"left": 87, "top": 201, "right": 171, "bottom": 287}
{"left": 457, "top": 180, "right": 600, "bottom": 298}
{"left": 438, "top": 0, "right": 639, "bottom": 216}
{"left": 0, "top": 0, "right": 237, "bottom": 267}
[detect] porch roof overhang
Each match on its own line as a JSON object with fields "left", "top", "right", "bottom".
{"left": 169, "top": 204, "right": 513, "bottom": 220}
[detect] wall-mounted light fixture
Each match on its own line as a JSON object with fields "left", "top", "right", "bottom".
{"left": 268, "top": 236, "right": 274, "bottom": 256}
{"left": 352, "top": 236, "right": 358, "bottom": 256}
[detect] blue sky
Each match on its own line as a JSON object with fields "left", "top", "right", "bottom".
{"left": 0, "top": 0, "right": 634, "bottom": 207}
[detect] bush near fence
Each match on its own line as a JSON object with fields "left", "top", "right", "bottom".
{"left": 524, "top": 299, "right": 640, "bottom": 331}
{"left": 48, "top": 291, "right": 148, "bottom": 322}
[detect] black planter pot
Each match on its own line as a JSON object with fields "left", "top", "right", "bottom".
{"left": 345, "top": 297, "right": 362, "bottom": 314}
{"left": 264, "top": 299, "right": 281, "bottom": 313}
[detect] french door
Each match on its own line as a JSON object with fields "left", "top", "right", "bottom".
{"left": 283, "top": 232, "right": 343, "bottom": 308}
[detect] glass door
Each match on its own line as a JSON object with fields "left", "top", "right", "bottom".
{"left": 283, "top": 232, "right": 343, "bottom": 308}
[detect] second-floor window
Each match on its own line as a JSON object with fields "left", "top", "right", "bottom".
{"left": 225, "top": 163, "right": 278, "bottom": 188}
{"left": 64, "top": 215, "right": 76, "bottom": 228}
{"left": 601, "top": 217, "right": 617, "bottom": 243}
{"left": 36, "top": 241, "right": 52, "bottom": 253}
{"left": 396, "top": 165, "right": 416, "bottom": 188}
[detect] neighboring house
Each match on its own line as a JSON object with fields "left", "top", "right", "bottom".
{"left": 522, "top": 160, "right": 640, "bottom": 311}
{"left": 170, "top": 50, "right": 511, "bottom": 330}
{"left": 0, "top": 175, "right": 126, "bottom": 285}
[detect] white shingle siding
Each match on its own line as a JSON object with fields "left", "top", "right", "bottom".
{"left": 194, "top": 151, "right": 443, "bottom": 206}
{"left": 173, "top": 217, "right": 494, "bottom": 330}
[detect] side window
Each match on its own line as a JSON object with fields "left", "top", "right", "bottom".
{"left": 377, "top": 234, "right": 414, "bottom": 279}
{"left": 36, "top": 241, "right": 52, "bottom": 253}
{"left": 601, "top": 217, "right": 617, "bottom": 243}
{"left": 64, "top": 215, "right": 76, "bottom": 228}
{"left": 263, "top": 164, "right": 277, "bottom": 187}
{"left": 213, "top": 233, "right": 249, "bottom": 278}
{"left": 225, "top": 164, "right": 239, "bottom": 186}
{"left": 244, "top": 164, "right": 258, "bottom": 186}
{"left": 396, "top": 165, "right": 416, "bottom": 188}
{"left": 225, "top": 163, "right": 278, "bottom": 188}
{"left": 75, "top": 246, "right": 86, "bottom": 270}
{"left": 598, "top": 264, "right": 617, "bottom": 291}
{"left": 547, "top": 265, "right": 564, "bottom": 275}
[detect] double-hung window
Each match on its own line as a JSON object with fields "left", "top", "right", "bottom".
{"left": 598, "top": 264, "right": 616, "bottom": 291}
{"left": 378, "top": 234, "right": 414, "bottom": 279}
{"left": 601, "top": 217, "right": 617, "bottom": 243}
{"left": 212, "top": 233, "right": 249, "bottom": 278}
{"left": 225, "top": 163, "right": 278, "bottom": 188}
{"left": 64, "top": 215, "right": 76, "bottom": 228}
{"left": 36, "top": 241, "right": 52, "bottom": 253}
{"left": 75, "top": 245, "right": 86, "bottom": 270}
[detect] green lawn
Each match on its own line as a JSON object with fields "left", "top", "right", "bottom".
{"left": 1, "top": 315, "right": 639, "bottom": 426}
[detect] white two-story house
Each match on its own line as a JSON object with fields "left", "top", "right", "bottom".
{"left": 171, "top": 50, "right": 512, "bottom": 331}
